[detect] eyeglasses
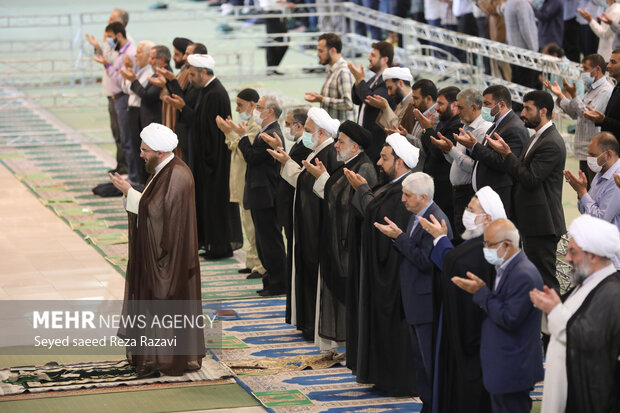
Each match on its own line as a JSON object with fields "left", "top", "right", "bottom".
{"left": 483, "top": 239, "right": 509, "bottom": 248}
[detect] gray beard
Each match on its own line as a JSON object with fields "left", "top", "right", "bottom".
{"left": 462, "top": 226, "right": 485, "bottom": 240}
{"left": 337, "top": 148, "right": 353, "bottom": 163}
{"left": 571, "top": 261, "right": 591, "bottom": 286}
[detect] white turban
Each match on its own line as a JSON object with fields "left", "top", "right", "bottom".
{"left": 140, "top": 123, "right": 178, "bottom": 152}
{"left": 187, "top": 54, "right": 215, "bottom": 70}
{"left": 569, "top": 215, "right": 620, "bottom": 259}
{"left": 386, "top": 133, "right": 419, "bottom": 169}
{"left": 308, "top": 107, "right": 340, "bottom": 137}
{"left": 476, "top": 186, "right": 507, "bottom": 221}
{"left": 382, "top": 67, "right": 413, "bottom": 83}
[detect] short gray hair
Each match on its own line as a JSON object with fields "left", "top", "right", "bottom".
{"left": 402, "top": 172, "right": 434, "bottom": 200}
{"left": 153, "top": 45, "right": 171, "bottom": 64}
{"left": 457, "top": 87, "right": 483, "bottom": 110}
{"left": 264, "top": 96, "right": 282, "bottom": 119}
{"left": 289, "top": 106, "right": 309, "bottom": 126}
{"left": 113, "top": 8, "right": 129, "bottom": 27}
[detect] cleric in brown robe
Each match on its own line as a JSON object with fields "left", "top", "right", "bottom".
{"left": 109, "top": 123, "right": 204, "bottom": 376}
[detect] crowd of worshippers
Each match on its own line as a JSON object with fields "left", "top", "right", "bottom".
{"left": 220, "top": 0, "right": 620, "bottom": 89}
{"left": 90, "top": 9, "right": 620, "bottom": 413}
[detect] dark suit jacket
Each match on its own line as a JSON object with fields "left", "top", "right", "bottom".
{"left": 352, "top": 74, "right": 394, "bottom": 162}
{"left": 394, "top": 202, "right": 453, "bottom": 326}
{"left": 504, "top": 123, "right": 566, "bottom": 237}
{"left": 471, "top": 110, "right": 530, "bottom": 193}
{"left": 421, "top": 115, "right": 463, "bottom": 183}
{"left": 598, "top": 84, "right": 620, "bottom": 143}
{"left": 131, "top": 70, "right": 167, "bottom": 127}
{"left": 473, "top": 251, "right": 544, "bottom": 394}
{"left": 238, "top": 121, "right": 284, "bottom": 210}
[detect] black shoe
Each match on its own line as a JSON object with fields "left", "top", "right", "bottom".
{"left": 266, "top": 69, "right": 284, "bottom": 76}
{"left": 258, "top": 288, "right": 285, "bottom": 297}
{"left": 256, "top": 288, "right": 265, "bottom": 294}
{"left": 238, "top": 268, "right": 252, "bottom": 274}
{"left": 246, "top": 271, "right": 264, "bottom": 279}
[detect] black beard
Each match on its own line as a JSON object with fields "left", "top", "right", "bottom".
{"left": 174, "top": 60, "right": 183, "bottom": 69}
{"left": 145, "top": 156, "right": 158, "bottom": 174}
{"left": 439, "top": 108, "right": 453, "bottom": 121}
{"left": 114, "top": 42, "right": 121, "bottom": 52}
{"left": 378, "top": 166, "right": 395, "bottom": 183}
{"left": 522, "top": 113, "right": 541, "bottom": 129}
{"left": 393, "top": 88, "right": 405, "bottom": 105}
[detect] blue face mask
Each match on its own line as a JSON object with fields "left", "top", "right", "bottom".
{"left": 106, "top": 37, "right": 117, "bottom": 49}
{"left": 481, "top": 105, "right": 497, "bottom": 123}
{"left": 581, "top": 71, "right": 594, "bottom": 89}
{"left": 239, "top": 111, "right": 251, "bottom": 121}
{"left": 530, "top": 0, "right": 544, "bottom": 9}
{"left": 483, "top": 246, "right": 506, "bottom": 266}
{"left": 302, "top": 131, "right": 315, "bottom": 149}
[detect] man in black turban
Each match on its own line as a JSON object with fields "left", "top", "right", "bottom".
{"left": 302, "top": 121, "right": 378, "bottom": 351}
{"left": 172, "top": 37, "right": 193, "bottom": 70}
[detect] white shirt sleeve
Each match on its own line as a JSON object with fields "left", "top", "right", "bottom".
{"left": 125, "top": 187, "right": 142, "bottom": 214}
{"left": 281, "top": 159, "right": 303, "bottom": 188}
{"left": 312, "top": 171, "right": 330, "bottom": 199}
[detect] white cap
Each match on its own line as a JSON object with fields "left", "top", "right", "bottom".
{"left": 187, "top": 54, "right": 215, "bottom": 70}
{"left": 307, "top": 107, "right": 340, "bottom": 137}
{"left": 382, "top": 66, "right": 413, "bottom": 83}
{"left": 569, "top": 214, "right": 620, "bottom": 259}
{"left": 140, "top": 123, "right": 178, "bottom": 152}
{"left": 385, "top": 133, "right": 419, "bottom": 169}
{"left": 476, "top": 186, "right": 507, "bottom": 221}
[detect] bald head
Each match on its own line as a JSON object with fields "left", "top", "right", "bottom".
{"left": 484, "top": 218, "right": 520, "bottom": 261}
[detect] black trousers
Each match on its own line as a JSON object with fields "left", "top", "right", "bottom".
{"left": 251, "top": 207, "right": 287, "bottom": 291}
{"left": 490, "top": 390, "right": 532, "bottom": 413}
{"left": 434, "top": 180, "right": 454, "bottom": 230}
{"left": 265, "top": 15, "right": 288, "bottom": 68}
{"left": 452, "top": 184, "right": 474, "bottom": 239}
{"left": 522, "top": 234, "right": 560, "bottom": 293}
{"left": 563, "top": 18, "right": 581, "bottom": 62}
{"left": 128, "top": 107, "right": 147, "bottom": 186}
{"left": 580, "top": 24, "right": 599, "bottom": 57}
{"left": 108, "top": 96, "right": 127, "bottom": 173}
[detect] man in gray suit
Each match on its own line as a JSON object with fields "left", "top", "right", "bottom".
{"left": 456, "top": 85, "right": 530, "bottom": 217}
{"left": 485, "top": 90, "right": 567, "bottom": 293}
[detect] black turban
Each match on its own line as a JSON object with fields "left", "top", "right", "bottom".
{"left": 338, "top": 120, "right": 372, "bottom": 149}
{"left": 172, "top": 37, "right": 193, "bottom": 54}
{"left": 237, "top": 88, "right": 260, "bottom": 103}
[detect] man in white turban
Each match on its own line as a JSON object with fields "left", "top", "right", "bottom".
{"left": 339, "top": 133, "right": 419, "bottom": 396}
{"left": 417, "top": 185, "right": 508, "bottom": 413}
{"left": 371, "top": 66, "right": 416, "bottom": 137}
{"left": 531, "top": 215, "right": 620, "bottom": 413}
{"left": 264, "top": 106, "right": 342, "bottom": 340}
{"left": 109, "top": 123, "right": 204, "bottom": 376}
{"left": 164, "top": 53, "right": 243, "bottom": 259}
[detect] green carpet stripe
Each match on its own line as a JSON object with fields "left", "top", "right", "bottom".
{"left": 0, "top": 383, "right": 259, "bottom": 413}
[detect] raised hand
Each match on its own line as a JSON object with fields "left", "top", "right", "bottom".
{"left": 413, "top": 108, "right": 434, "bottom": 130}
{"left": 364, "top": 94, "right": 389, "bottom": 110}
{"left": 430, "top": 131, "right": 454, "bottom": 153}
{"left": 563, "top": 169, "right": 588, "bottom": 197}
{"left": 486, "top": 132, "right": 511, "bottom": 157}
{"left": 451, "top": 271, "right": 486, "bottom": 294}
{"left": 266, "top": 147, "right": 291, "bottom": 164}
{"left": 529, "top": 285, "right": 560, "bottom": 314}
{"left": 343, "top": 168, "right": 368, "bottom": 190}
{"left": 454, "top": 128, "right": 478, "bottom": 149}
{"left": 373, "top": 216, "right": 404, "bottom": 239}
{"left": 301, "top": 158, "right": 327, "bottom": 179}
{"left": 417, "top": 213, "right": 448, "bottom": 238}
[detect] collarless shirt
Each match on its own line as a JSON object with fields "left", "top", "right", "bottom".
{"left": 523, "top": 120, "right": 553, "bottom": 159}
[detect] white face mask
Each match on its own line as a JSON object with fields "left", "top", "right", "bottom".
{"left": 283, "top": 126, "right": 297, "bottom": 142}
{"left": 462, "top": 210, "right": 485, "bottom": 231}
{"left": 239, "top": 110, "right": 251, "bottom": 121}
{"left": 586, "top": 154, "right": 605, "bottom": 173}
{"left": 253, "top": 109, "right": 263, "bottom": 125}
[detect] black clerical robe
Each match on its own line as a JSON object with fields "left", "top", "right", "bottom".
{"left": 289, "top": 142, "right": 341, "bottom": 340}
{"left": 430, "top": 235, "right": 494, "bottom": 413}
{"left": 121, "top": 156, "right": 204, "bottom": 375}
{"left": 167, "top": 74, "right": 199, "bottom": 171}
{"left": 566, "top": 271, "right": 620, "bottom": 413}
{"left": 351, "top": 173, "right": 417, "bottom": 396}
{"left": 179, "top": 78, "right": 242, "bottom": 258}
{"left": 280, "top": 140, "right": 312, "bottom": 324}
{"left": 318, "top": 152, "right": 377, "bottom": 343}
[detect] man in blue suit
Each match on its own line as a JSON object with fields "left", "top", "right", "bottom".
{"left": 374, "top": 171, "right": 453, "bottom": 413}
{"left": 452, "top": 218, "right": 544, "bottom": 413}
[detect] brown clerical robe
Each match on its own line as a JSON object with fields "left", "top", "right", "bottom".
{"left": 120, "top": 156, "right": 205, "bottom": 376}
